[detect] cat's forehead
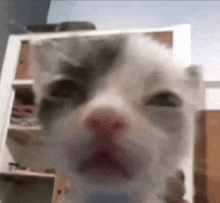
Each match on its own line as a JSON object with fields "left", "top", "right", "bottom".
{"left": 31, "top": 33, "right": 185, "bottom": 87}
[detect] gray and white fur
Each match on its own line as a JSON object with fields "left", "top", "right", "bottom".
{"left": 30, "top": 33, "right": 202, "bottom": 203}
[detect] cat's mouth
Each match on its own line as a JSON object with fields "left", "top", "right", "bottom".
{"left": 78, "top": 148, "right": 130, "bottom": 179}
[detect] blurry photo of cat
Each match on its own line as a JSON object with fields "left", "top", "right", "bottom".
{"left": 30, "top": 32, "right": 202, "bottom": 203}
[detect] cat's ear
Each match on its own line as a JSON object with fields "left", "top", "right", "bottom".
{"left": 29, "top": 39, "right": 57, "bottom": 104}
{"left": 29, "top": 39, "right": 58, "bottom": 72}
{"left": 185, "top": 65, "right": 204, "bottom": 108}
{"left": 184, "top": 65, "right": 203, "bottom": 89}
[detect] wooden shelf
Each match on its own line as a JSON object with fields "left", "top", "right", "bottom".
{"left": 9, "top": 125, "right": 41, "bottom": 131}
{"left": 8, "top": 125, "right": 42, "bottom": 146}
{"left": 12, "top": 79, "right": 34, "bottom": 88}
{"left": 0, "top": 26, "right": 193, "bottom": 203}
{"left": 0, "top": 171, "right": 55, "bottom": 178}
{"left": 0, "top": 172, "right": 55, "bottom": 203}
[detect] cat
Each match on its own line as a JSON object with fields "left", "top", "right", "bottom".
{"left": 30, "top": 32, "right": 202, "bottom": 203}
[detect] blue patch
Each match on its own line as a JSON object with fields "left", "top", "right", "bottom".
{"left": 89, "top": 192, "right": 132, "bottom": 203}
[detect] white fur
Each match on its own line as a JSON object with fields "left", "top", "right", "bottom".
{"left": 30, "top": 34, "right": 202, "bottom": 203}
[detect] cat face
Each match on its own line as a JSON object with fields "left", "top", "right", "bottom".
{"left": 30, "top": 33, "right": 201, "bottom": 202}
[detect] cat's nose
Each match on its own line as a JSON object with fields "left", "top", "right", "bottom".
{"left": 84, "top": 107, "right": 128, "bottom": 139}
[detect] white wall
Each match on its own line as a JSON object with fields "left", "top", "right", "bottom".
{"left": 206, "top": 89, "right": 220, "bottom": 110}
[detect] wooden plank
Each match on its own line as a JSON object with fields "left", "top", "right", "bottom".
{"left": 15, "top": 41, "right": 32, "bottom": 79}
{"left": 205, "top": 111, "right": 220, "bottom": 203}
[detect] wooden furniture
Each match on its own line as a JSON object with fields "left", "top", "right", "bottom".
{"left": 197, "top": 111, "right": 220, "bottom": 203}
{"left": 0, "top": 25, "right": 192, "bottom": 203}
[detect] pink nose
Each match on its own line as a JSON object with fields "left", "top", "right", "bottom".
{"left": 85, "top": 108, "right": 128, "bottom": 140}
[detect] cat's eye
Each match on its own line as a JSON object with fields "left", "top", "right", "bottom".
{"left": 48, "top": 80, "right": 80, "bottom": 99}
{"left": 146, "top": 92, "right": 182, "bottom": 108}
